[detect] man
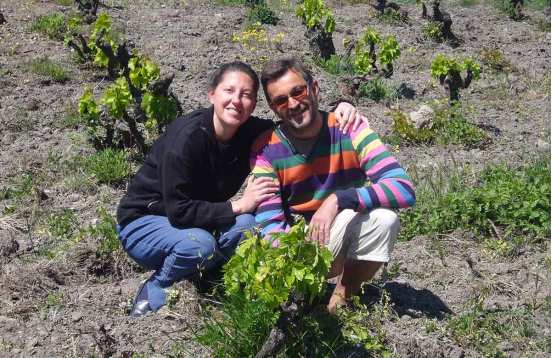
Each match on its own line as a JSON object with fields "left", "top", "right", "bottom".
{"left": 250, "top": 58, "right": 416, "bottom": 312}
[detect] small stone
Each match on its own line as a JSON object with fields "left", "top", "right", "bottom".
{"left": 25, "top": 99, "right": 40, "bottom": 111}
{"left": 537, "top": 139, "right": 550, "bottom": 152}
{"left": 409, "top": 104, "right": 434, "bottom": 129}
{"left": 71, "top": 312, "right": 83, "bottom": 322}
{"left": 37, "top": 327, "right": 49, "bottom": 337}
{"left": 26, "top": 337, "right": 39, "bottom": 348}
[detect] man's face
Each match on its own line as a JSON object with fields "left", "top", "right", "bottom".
{"left": 266, "top": 69, "right": 320, "bottom": 135}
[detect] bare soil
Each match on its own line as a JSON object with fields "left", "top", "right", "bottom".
{"left": 0, "top": 0, "right": 550, "bottom": 357}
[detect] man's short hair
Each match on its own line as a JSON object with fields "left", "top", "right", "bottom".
{"left": 261, "top": 58, "right": 314, "bottom": 103}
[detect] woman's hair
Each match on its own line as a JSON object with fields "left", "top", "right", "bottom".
{"left": 260, "top": 57, "right": 313, "bottom": 102}
{"left": 209, "top": 61, "right": 260, "bottom": 95}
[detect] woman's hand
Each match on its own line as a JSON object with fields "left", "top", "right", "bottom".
{"left": 231, "top": 176, "right": 279, "bottom": 214}
{"left": 334, "top": 102, "right": 369, "bottom": 133}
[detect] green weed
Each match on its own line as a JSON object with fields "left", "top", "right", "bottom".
{"left": 215, "top": 0, "right": 247, "bottom": 4}
{"left": 314, "top": 54, "right": 354, "bottom": 75}
{"left": 490, "top": 0, "right": 548, "bottom": 18}
{"left": 83, "top": 208, "right": 120, "bottom": 256}
{"left": 480, "top": 47, "right": 512, "bottom": 73}
{"left": 59, "top": 103, "right": 81, "bottom": 129}
{"left": 456, "top": 0, "right": 479, "bottom": 6}
{"left": 247, "top": 3, "right": 279, "bottom": 25}
{"left": 37, "top": 208, "right": 78, "bottom": 258}
{"left": 1, "top": 174, "right": 35, "bottom": 202}
{"left": 25, "top": 57, "right": 70, "bottom": 82}
{"left": 399, "top": 158, "right": 551, "bottom": 251}
{"left": 44, "top": 291, "right": 64, "bottom": 309}
{"left": 422, "top": 21, "right": 444, "bottom": 42}
{"left": 29, "top": 13, "right": 66, "bottom": 40}
{"left": 282, "top": 300, "right": 389, "bottom": 356}
{"left": 526, "top": 0, "right": 551, "bottom": 10}
{"left": 386, "top": 104, "right": 487, "bottom": 147}
{"left": 447, "top": 290, "right": 542, "bottom": 356}
{"left": 358, "top": 78, "right": 391, "bottom": 102}
{"left": 54, "top": 0, "right": 73, "bottom": 5}
{"left": 47, "top": 209, "right": 77, "bottom": 240}
{"left": 85, "top": 148, "right": 131, "bottom": 185}
{"left": 198, "top": 291, "right": 391, "bottom": 357}
{"left": 197, "top": 293, "right": 279, "bottom": 358}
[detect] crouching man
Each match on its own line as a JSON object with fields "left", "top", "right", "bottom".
{"left": 250, "top": 58, "right": 416, "bottom": 312}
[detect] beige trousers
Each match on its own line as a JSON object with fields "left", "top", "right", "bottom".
{"left": 326, "top": 208, "right": 400, "bottom": 262}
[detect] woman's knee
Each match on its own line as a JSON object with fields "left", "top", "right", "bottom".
{"left": 218, "top": 214, "right": 256, "bottom": 250}
{"left": 173, "top": 228, "right": 217, "bottom": 259}
{"left": 234, "top": 213, "right": 257, "bottom": 230}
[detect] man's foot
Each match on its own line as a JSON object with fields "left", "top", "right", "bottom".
{"left": 327, "top": 292, "right": 348, "bottom": 314}
{"left": 130, "top": 280, "right": 152, "bottom": 317}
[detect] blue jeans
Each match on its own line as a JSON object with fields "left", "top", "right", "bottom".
{"left": 118, "top": 214, "right": 256, "bottom": 310}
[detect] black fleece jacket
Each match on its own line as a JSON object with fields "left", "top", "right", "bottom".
{"left": 116, "top": 107, "right": 274, "bottom": 230}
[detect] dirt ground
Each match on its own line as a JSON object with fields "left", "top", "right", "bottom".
{"left": 0, "top": 0, "right": 550, "bottom": 357}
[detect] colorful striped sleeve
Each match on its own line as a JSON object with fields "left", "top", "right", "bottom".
{"left": 334, "top": 121, "right": 416, "bottom": 211}
{"left": 250, "top": 131, "right": 290, "bottom": 240}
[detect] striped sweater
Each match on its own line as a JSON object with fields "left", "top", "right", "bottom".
{"left": 250, "top": 111, "right": 415, "bottom": 238}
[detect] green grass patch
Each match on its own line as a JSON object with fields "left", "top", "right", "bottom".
{"left": 358, "top": 78, "right": 393, "bottom": 102}
{"left": 490, "top": 0, "right": 549, "bottom": 18}
{"left": 399, "top": 158, "right": 551, "bottom": 253}
{"left": 84, "top": 148, "right": 131, "bottom": 185}
{"left": 214, "top": 0, "right": 248, "bottom": 5}
{"left": 59, "top": 103, "right": 81, "bottom": 129}
{"left": 455, "top": 0, "right": 479, "bottom": 6}
{"left": 198, "top": 291, "right": 391, "bottom": 357}
{"left": 38, "top": 208, "right": 78, "bottom": 258}
{"left": 84, "top": 207, "right": 120, "bottom": 255}
{"left": 0, "top": 174, "right": 35, "bottom": 202}
{"left": 25, "top": 57, "right": 70, "bottom": 82}
{"left": 247, "top": 3, "right": 279, "bottom": 25}
{"left": 47, "top": 208, "right": 78, "bottom": 240}
{"left": 197, "top": 293, "right": 279, "bottom": 357}
{"left": 314, "top": 54, "right": 354, "bottom": 76}
{"left": 54, "top": 0, "right": 74, "bottom": 5}
{"left": 422, "top": 21, "right": 444, "bottom": 42}
{"left": 526, "top": 0, "right": 551, "bottom": 10}
{"left": 447, "top": 289, "right": 547, "bottom": 356}
{"left": 29, "top": 13, "right": 67, "bottom": 40}
{"left": 386, "top": 104, "right": 488, "bottom": 147}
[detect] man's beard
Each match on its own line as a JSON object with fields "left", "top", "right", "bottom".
{"left": 284, "top": 105, "right": 318, "bottom": 139}
{"left": 286, "top": 104, "right": 318, "bottom": 131}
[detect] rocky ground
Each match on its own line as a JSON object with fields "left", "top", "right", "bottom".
{"left": 0, "top": 0, "right": 550, "bottom": 357}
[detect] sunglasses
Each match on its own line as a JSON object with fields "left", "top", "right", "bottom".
{"left": 270, "top": 85, "right": 309, "bottom": 110}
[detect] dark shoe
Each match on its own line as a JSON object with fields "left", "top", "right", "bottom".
{"left": 130, "top": 280, "right": 152, "bottom": 317}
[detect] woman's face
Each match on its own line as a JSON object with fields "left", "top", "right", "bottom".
{"left": 208, "top": 70, "right": 257, "bottom": 129}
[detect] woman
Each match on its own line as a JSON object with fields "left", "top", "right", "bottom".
{"left": 117, "top": 61, "right": 363, "bottom": 317}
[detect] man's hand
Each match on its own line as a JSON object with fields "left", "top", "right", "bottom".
{"left": 334, "top": 102, "right": 369, "bottom": 133}
{"left": 308, "top": 194, "right": 339, "bottom": 247}
{"left": 231, "top": 176, "right": 279, "bottom": 214}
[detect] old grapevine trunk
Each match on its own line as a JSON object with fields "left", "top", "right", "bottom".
{"left": 306, "top": 27, "right": 336, "bottom": 61}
